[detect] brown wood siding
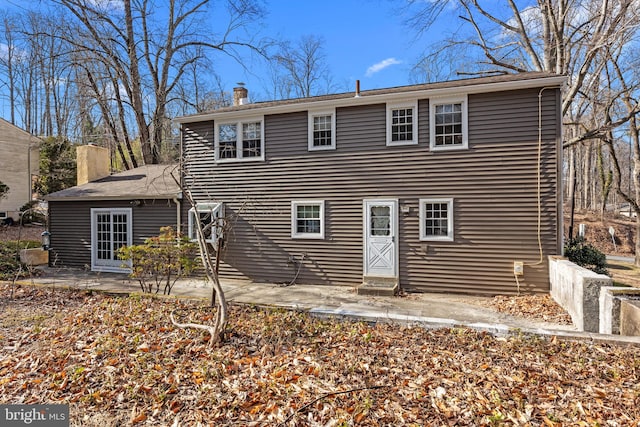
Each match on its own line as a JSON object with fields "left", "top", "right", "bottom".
{"left": 48, "top": 199, "right": 178, "bottom": 269}
{"left": 181, "top": 87, "right": 561, "bottom": 295}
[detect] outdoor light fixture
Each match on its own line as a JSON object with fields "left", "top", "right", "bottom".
{"left": 400, "top": 205, "right": 411, "bottom": 216}
{"left": 41, "top": 230, "right": 51, "bottom": 250}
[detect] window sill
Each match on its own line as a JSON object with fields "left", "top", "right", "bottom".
{"left": 291, "top": 234, "right": 325, "bottom": 240}
{"left": 308, "top": 145, "right": 336, "bottom": 151}
{"left": 387, "top": 140, "right": 418, "bottom": 147}
{"left": 420, "top": 236, "right": 454, "bottom": 242}
{"left": 430, "top": 144, "right": 468, "bottom": 151}
{"left": 216, "top": 156, "right": 265, "bottom": 163}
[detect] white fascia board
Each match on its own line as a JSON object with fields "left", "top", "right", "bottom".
{"left": 175, "top": 75, "right": 567, "bottom": 124}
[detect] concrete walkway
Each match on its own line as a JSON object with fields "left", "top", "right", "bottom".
{"left": 15, "top": 267, "right": 640, "bottom": 344}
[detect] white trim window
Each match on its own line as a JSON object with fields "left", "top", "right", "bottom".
{"left": 308, "top": 109, "right": 336, "bottom": 150}
{"left": 291, "top": 200, "right": 325, "bottom": 239}
{"left": 419, "top": 198, "right": 454, "bottom": 241}
{"left": 215, "top": 118, "right": 264, "bottom": 161}
{"left": 430, "top": 95, "right": 468, "bottom": 150}
{"left": 387, "top": 101, "right": 418, "bottom": 146}
{"left": 90, "top": 207, "right": 133, "bottom": 273}
{"left": 188, "top": 202, "right": 223, "bottom": 244}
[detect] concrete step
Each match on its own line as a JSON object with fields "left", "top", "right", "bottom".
{"left": 357, "top": 276, "right": 398, "bottom": 296}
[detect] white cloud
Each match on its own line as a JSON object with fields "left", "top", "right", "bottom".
{"left": 365, "top": 58, "right": 402, "bottom": 77}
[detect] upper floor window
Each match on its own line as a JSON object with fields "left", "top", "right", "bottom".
{"left": 419, "top": 198, "right": 454, "bottom": 241}
{"left": 387, "top": 101, "right": 418, "bottom": 146}
{"left": 291, "top": 200, "right": 325, "bottom": 239}
{"left": 430, "top": 96, "right": 468, "bottom": 151}
{"left": 308, "top": 110, "right": 336, "bottom": 150}
{"left": 188, "top": 202, "right": 223, "bottom": 244}
{"left": 215, "top": 119, "right": 264, "bottom": 161}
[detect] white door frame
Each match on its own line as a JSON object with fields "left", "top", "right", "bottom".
{"left": 90, "top": 207, "right": 133, "bottom": 273}
{"left": 363, "top": 199, "right": 399, "bottom": 279}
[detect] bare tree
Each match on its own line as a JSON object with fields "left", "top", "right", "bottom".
{"left": 406, "top": 0, "right": 640, "bottom": 256}
{"left": 270, "top": 35, "right": 333, "bottom": 99}
{"left": 0, "top": 14, "right": 18, "bottom": 125}
{"left": 56, "top": 0, "right": 265, "bottom": 165}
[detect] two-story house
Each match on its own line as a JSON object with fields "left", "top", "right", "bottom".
{"left": 176, "top": 72, "right": 565, "bottom": 295}
{"left": 0, "top": 118, "right": 40, "bottom": 224}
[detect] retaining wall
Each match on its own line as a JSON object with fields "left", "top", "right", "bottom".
{"left": 549, "top": 256, "right": 612, "bottom": 332}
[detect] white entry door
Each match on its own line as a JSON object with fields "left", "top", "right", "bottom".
{"left": 91, "top": 208, "right": 132, "bottom": 273}
{"left": 363, "top": 199, "right": 398, "bottom": 278}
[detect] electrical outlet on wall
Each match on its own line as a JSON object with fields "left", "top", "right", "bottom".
{"left": 513, "top": 261, "right": 524, "bottom": 276}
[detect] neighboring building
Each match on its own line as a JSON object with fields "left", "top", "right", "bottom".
{"left": 46, "top": 145, "right": 180, "bottom": 272}
{"left": 0, "top": 118, "right": 40, "bottom": 223}
{"left": 176, "top": 72, "right": 565, "bottom": 295}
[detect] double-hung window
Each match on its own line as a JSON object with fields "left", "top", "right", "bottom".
{"left": 215, "top": 119, "right": 264, "bottom": 161}
{"left": 188, "top": 202, "right": 223, "bottom": 244}
{"left": 387, "top": 101, "right": 418, "bottom": 146}
{"left": 291, "top": 200, "right": 325, "bottom": 239}
{"left": 419, "top": 198, "right": 454, "bottom": 241}
{"left": 430, "top": 96, "right": 468, "bottom": 150}
{"left": 308, "top": 109, "right": 336, "bottom": 150}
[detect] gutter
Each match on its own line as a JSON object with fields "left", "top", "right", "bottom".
{"left": 175, "top": 75, "right": 567, "bottom": 123}
{"left": 44, "top": 194, "right": 180, "bottom": 202}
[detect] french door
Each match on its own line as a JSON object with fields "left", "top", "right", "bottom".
{"left": 90, "top": 208, "right": 132, "bottom": 272}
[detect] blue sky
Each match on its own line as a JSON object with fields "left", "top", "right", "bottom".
{"left": 0, "top": 0, "right": 448, "bottom": 107}
{"left": 218, "top": 0, "right": 441, "bottom": 100}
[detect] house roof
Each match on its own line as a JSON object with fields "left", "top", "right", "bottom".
{"left": 45, "top": 164, "right": 180, "bottom": 202}
{"left": 0, "top": 117, "right": 42, "bottom": 142}
{"left": 175, "top": 72, "right": 566, "bottom": 123}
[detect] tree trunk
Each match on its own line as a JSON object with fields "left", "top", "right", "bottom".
{"left": 124, "top": 0, "right": 153, "bottom": 165}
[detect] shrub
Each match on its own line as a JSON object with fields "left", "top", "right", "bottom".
{"left": 564, "top": 236, "right": 609, "bottom": 275}
{"left": 0, "top": 240, "right": 41, "bottom": 280}
{"left": 117, "top": 227, "right": 198, "bottom": 295}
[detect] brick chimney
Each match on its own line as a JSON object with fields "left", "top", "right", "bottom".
{"left": 76, "top": 144, "right": 110, "bottom": 185}
{"left": 233, "top": 84, "right": 249, "bottom": 106}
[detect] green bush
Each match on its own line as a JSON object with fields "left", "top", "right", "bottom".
{"left": 117, "top": 227, "right": 198, "bottom": 295}
{"left": 564, "top": 236, "right": 609, "bottom": 275}
{"left": 0, "top": 240, "right": 41, "bottom": 280}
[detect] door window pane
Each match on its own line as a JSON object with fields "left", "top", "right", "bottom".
{"left": 370, "top": 206, "right": 390, "bottom": 236}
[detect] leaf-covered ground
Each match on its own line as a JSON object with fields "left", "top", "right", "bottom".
{"left": 473, "top": 295, "right": 573, "bottom": 325}
{"left": 1, "top": 284, "right": 639, "bottom": 426}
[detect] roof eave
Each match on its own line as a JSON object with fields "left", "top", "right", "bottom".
{"left": 175, "top": 75, "right": 567, "bottom": 124}
{"left": 45, "top": 193, "right": 181, "bottom": 202}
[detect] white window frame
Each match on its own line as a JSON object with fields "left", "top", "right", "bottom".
{"left": 429, "top": 95, "right": 468, "bottom": 151}
{"left": 214, "top": 117, "right": 265, "bottom": 162}
{"left": 188, "top": 202, "right": 223, "bottom": 244}
{"left": 90, "top": 207, "right": 133, "bottom": 273}
{"left": 419, "top": 198, "right": 454, "bottom": 242}
{"left": 291, "top": 200, "right": 325, "bottom": 239}
{"left": 308, "top": 109, "right": 336, "bottom": 151}
{"left": 386, "top": 101, "right": 418, "bottom": 146}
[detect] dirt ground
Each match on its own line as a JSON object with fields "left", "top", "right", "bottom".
{"left": 566, "top": 211, "right": 640, "bottom": 288}
{"left": 566, "top": 211, "right": 636, "bottom": 256}
{"left": 0, "top": 224, "right": 45, "bottom": 242}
